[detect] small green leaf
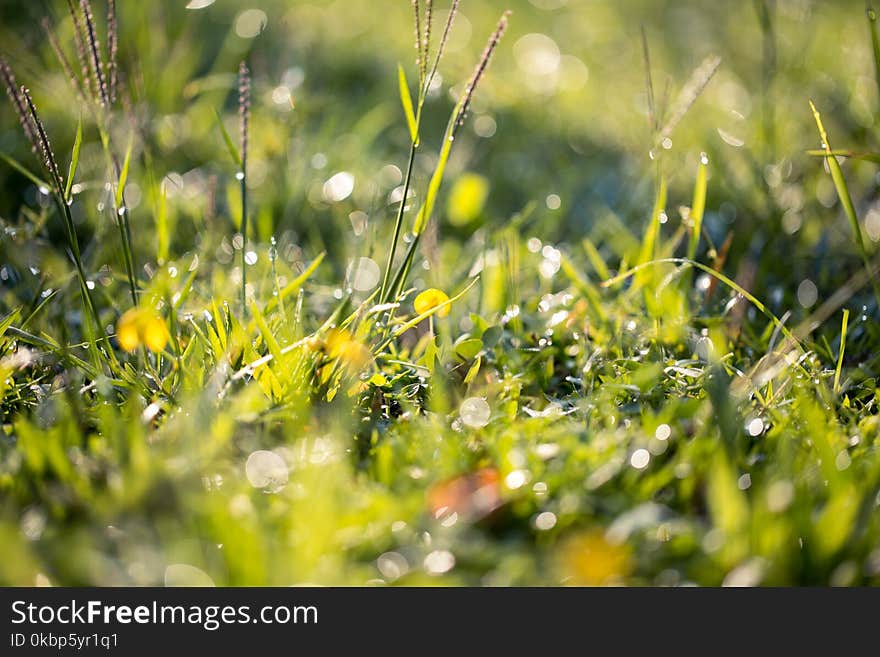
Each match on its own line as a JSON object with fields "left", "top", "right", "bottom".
{"left": 398, "top": 63, "right": 419, "bottom": 145}
{"left": 422, "top": 335, "right": 439, "bottom": 372}
{"left": 464, "top": 354, "right": 482, "bottom": 384}
{"left": 64, "top": 117, "right": 83, "bottom": 202}
{"left": 455, "top": 338, "right": 483, "bottom": 360}
{"left": 481, "top": 325, "right": 502, "bottom": 348}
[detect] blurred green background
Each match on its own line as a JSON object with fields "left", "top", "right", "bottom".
{"left": 2, "top": 1, "right": 880, "bottom": 587}
{"left": 1, "top": 0, "right": 878, "bottom": 304}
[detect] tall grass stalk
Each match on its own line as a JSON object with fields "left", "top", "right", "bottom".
{"left": 810, "top": 100, "right": 880, "bottom": 309}
{"left": 388, "top": 9, "right": 510, "bottom": 305}
{"left": 17, "top": 84, "right": 108, "bottom": 367}
{"left": 80, "top": 0, "right": 109, "bottom": 108}
{"left": 239, "top": 61, "right": 251, "bottom": 315}
{"left": 380, "top": 0, "right": 460, "bottom": 305}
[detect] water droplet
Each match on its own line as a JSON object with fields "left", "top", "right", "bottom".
{"left": 747, "top": 418, "right": 765, "bottom": 436}
{"left": 534, "top": 511, "right": 557, "bottom": 531}
{"left": 700, "top": 152, "right": 709, "bottom": 165}
{"left": 655, "top": 424, "right": 671, "bottom": 441}
{"left": 245, "top": 450, "right": 288, "bottom": 492}
{"left": 322, "top": 171, "right": 355, "bottom": 202}
{"left": 346, "top": 257, "right": 380, "bottom": 291}
{"left": 235, "top": 171, "right": 245, "bottom": 181}
{"left": 505, "top": 470, "right": 528, "bottom": 490}
{"left": 164, "top": 564, "right": 215, "bottom": 587}
{"left": 424, "top": 550, "right": 455, "bottom": 575}
{"left": 460, "top": 397, "right": 491, "bottom": 428}
{"left": 630, "top": 449, "right": 650, "bottom": 469}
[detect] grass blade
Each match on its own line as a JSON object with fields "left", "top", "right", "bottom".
{"left": 809, "top": 100, "right": 880, "bottom": 307}
{"left": 868, "top": 6, "right": 880, "bottom": 113}
{"left": 398, "top": 63, "right": 420, "bottom": 145}
{"left": 213, "top": 108, "right": 242, "bottom": 168}
{"left": 0, "top": 152, "right": 49, "bottom": 189}
{"left": 806, "top": 149, "right": 880, "bottom": 164}
{"left": 833, "top": 308, "right": 850, "bottom": 395}
{"left": 115, "top": 137, "right": 132, "bottom": 209}
{"left": 64, "top": 117, "right": 83, "bottom": 202}
{"left": 263, "top": 251, "right": 326, "bottom": 314}
{"left": 412, "top": 97, "right": 464, "bottom": 235}
{"left": 687, "top": 153, "right": 708, "bottom": 260}
{"left": 637, "top": 175, "right": 668, "bottom": 267}
{"left": 391, "top": 276, "right": 479, "bottom": 338}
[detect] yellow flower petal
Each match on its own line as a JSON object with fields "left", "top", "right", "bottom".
{"left": 326, "top": 329, "right": 372, "bottom": 371}
{"left": 414, "top": 288, "right": 451, "bottom": 318}
{"left": 141, "top": 314, "right": 169, "bottom": 353}
{"left": 116, "top": 309, "right": 142, "bottom": 352}
{"left": 557, "top": 530, "right": 632, "bottom": 586}
{"left": 115, "top": 308, "right": 168, "bottom": 353}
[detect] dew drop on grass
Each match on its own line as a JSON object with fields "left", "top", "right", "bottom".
{"left": 244, "top": 251, "right": 258, "bottom": 266}
{"left": 746, "top": 417, "right": 765, "bottom": 437}
{"left": 737, "top": 473, "right": 752, "bottom": 490}
{"left": 655, "top": 424, "right": 671, "bottom": 441}
{"left": 505, "top": 470, "right": 528, "bottom": 490}
{"left": 460, "top": 397, "right": 491, "bottom": 428}
{"left": 245, "top": 450, "right": 288, "bottom": 492}
{"left": 323, "top": 171, "right": 355, "bottom": 202}
{"left": 346, "top": 257, "right": 380, "bottom": 291}
{"left": 630, "top": 449, "right": 650, "bottom": 470}
{"left": 234, "top": 8, "right": 267, "bottom": 38}
{"left": 797, "top": 279, "right": 818, "bottom": 308}
{"left": 424, "top": 550, "right": 455, "bottom": 575}
{"left": 377, "top": 552, "right": 408, "bottom": 581}
{"left": 534, "top": 511, "right": 557, "bottom": 531}
{"left": 164, "top": 563, "right": 215, "bottom": 587}
{"left": 348, "top": 211, "right": 368, "bottom": 237}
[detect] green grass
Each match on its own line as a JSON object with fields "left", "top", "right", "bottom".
{"left": 1, "top": 0, "right": 880, "bottom": 587}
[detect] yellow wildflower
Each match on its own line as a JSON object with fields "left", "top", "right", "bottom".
{"left": 325, "top": 329, "right": 372, "bottom": 370}
{"left": 116, "top": 308, "right": 169, "bottom": 354}
{"left": 414, "top": 288, "right": 451, "bottom": 318}
{"left": 557, "top": 530, "right": 632, "bottom": 586}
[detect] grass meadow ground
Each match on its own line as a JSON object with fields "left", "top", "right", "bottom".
{"left": 1, "top": 0, "right": 880, "bottom": 586}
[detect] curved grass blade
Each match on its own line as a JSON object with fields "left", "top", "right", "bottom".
{"left": 809, "top": 100, "right": 880, "bottom": 307}
{"left": 687, "top": 154, "right": 708, "bottom": 260}
{"left": 398, "top": 63, "right": 420, "bottom": 145}
{"left": 263, "top": 251, "right": 326, "bottom": 314}
{"left": 213, "top": 107, "right": 242, "bottom": 168}
{"left": 64, "top": 117, "right": 83, "bottom": 202}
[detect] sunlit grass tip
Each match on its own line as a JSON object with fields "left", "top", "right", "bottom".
{"left": 80, "top": 0, "right": 109, "bottom": 108}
